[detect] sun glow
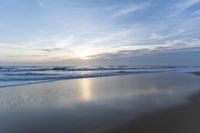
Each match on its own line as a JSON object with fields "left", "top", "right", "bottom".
{"left": 75, "top": 47, "right": 96, "bottom": 60}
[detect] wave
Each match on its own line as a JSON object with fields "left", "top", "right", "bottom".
{"left": 0, "top": 66, "right": 199, "bottom": 88}
{"left": 0, "top": 66, "right": 178, "bottom": 72}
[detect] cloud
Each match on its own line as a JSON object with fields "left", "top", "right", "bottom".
{"left": 166, "top": 39, "right": 200, "bottom": 49}
{"left": 176, "top": 0, "right": 200, "bottom": 12}
{"left": 149, "top": 33, "right": 163, "bottom": 40}
{"left": 168, "top": 0, "right": 200, "bottom": 17}
{"left": 38, "top": 48, "right": 62, "bottom": 52}
{"left": 111, "top": 2, "right": 150, "bottom": 18}
{"left": 8, "top": 54, "right": 49, "bottom": 58}
{"left": 87, "top": 39, "right": 200, "bottom": 60}
{"left": 1, "top": 38, "right": 200, "bottom": 65}
{"left": 192, "top": 9, "right": 200, "bottom": 15}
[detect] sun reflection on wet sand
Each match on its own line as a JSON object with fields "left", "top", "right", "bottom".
{"left": 79, "top": 78, "right": 93, "bottom": 102}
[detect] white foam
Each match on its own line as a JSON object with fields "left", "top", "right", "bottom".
{"left": 0, "top": 66, "right": 199, "bottom": 88}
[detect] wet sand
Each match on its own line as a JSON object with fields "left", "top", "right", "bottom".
{"left": 99, "top": 92, "right": 200, "bottom": 133}
{"left": 99, "top": 73, "right": 200, "bottom": 133}
{"left": 0, "top": 72, "right": 200, "bottom": 133}
{"left": 192, "top": 72, "right": 200, "bottom": 76}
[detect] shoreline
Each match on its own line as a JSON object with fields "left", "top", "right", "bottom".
{"left": 1, "top": 71, "right": 199, "bottom": 89}
{"left": 0, "top": 71, "right": 173, "bottom": 89}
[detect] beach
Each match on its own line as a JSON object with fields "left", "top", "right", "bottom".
{"left": 102, "top": 91, "right": 200, "bottom": 133}
{"left": 0, "top": 0, "right": 199, "bottom": 132}
{"left": 0, "top": 72, "right": 200, "bottom": 133}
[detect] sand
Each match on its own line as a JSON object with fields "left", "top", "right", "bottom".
{"left": 99, "top": 92, "right": 200, "bottom": 133}
{"left": 98, "top": 72, "right": 200, "bottom": 133}
{"left": 192, "top": 72, "right": 200, "bottom": 76}
{"left": 0, "top": 72, "right": 200, "bottom": 133}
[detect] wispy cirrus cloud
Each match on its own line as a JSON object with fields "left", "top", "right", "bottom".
{"left": 168, "top": 0, "right": 200, "bottom": 17}
{"left": 111, "top": 2, "right": 150, "bottom": 18}
{"left": 176, "top": 0, "right": 200, "bottom": 12}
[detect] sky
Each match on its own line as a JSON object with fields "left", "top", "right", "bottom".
{"left": 0, "top": 0, "right": 200, "bottom": 66}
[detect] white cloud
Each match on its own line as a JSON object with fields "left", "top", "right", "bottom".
{"left": 111, "top": 2, "right": 150, "bottom": 18}
{"left": 177, "top": 0, "right": 200, "bottom": 12}
{"left": 168, "top": 0, "right": 200, "bottom": 17}
{"left": 149, "top": 33, "right": 163, "bottom": 40}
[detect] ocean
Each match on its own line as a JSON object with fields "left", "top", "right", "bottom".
{"left": 0, "top": 66, "right": 200, "bottom": 88}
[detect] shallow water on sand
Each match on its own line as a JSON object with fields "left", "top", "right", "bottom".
{"left": 0, "top": 72, "right": 200, "bottom": 133}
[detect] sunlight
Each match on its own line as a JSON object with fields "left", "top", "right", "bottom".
{"left": 79, "top": 78, "right": 93, "bottom": 102}
{"left": 75, "top": 47, "right": 95, "bottom": 60}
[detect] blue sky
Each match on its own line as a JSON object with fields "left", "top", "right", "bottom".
{"left": 0, "top": 0, "right": 200, "bottom": 65}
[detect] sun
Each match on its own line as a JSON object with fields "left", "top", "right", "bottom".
{"left": 75, "top": 47, "right": 95, "bottom": 60}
